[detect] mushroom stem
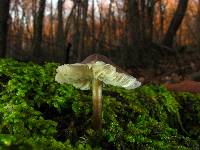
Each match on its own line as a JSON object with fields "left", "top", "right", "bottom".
{"left": 92, "top": 78, "right": 102, "bottom": 129}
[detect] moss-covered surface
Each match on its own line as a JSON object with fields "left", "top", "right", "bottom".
{"left": 0, "top": 59, "right": 199, "bottom": 150}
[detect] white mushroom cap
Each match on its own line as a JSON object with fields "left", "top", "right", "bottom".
{"left": 55, "top": 60, "right": 141, "bottom": 90}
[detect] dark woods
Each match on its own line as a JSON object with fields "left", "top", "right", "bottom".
{"left": 0, "top": 0, "right": 198, "bottom": 68}
{"left": 0, "top": 0, "right": 10, "bottom": 57}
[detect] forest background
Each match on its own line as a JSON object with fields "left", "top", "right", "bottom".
{"left": 0, "top": 0, "right": 199, "bottom": 83}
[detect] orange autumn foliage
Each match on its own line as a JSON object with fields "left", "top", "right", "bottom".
{"left": 164, "top": 80, "right": 200, "bottom": 94}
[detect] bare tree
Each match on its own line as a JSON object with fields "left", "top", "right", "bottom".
{"left": 49, "top": 0, "right": 54, "bottom": 43}
{"left": 0, "top": 0, "right": 10, "bottom": 57}
{"left": 145, "top": 0, "right": 155, "bottom": 43}
{"left": 79, "top": 0, "right": 89, "bottom": 58}
{"left": 127, "top": 0, "right": 141, "bottom": 49}
{"left": 162, "top": 0, "right": 189, "bottom": 47}
{"left": 107, "top": 0, "right": 113, "bottom": 48}
{"left": 56, "top": 0, "right": 65, "bottom": 61}
{"left": 126, "top": 0, "right": 141, "bottom": 66}
{"left": 71, "top": 0, "right": 82, "bottom": 62}
{"left": 196, "top": 0, "right": 200, "bottom": 51}
{"left": 91, "top": 0, "right": 95, "bottom": 51}
{"left": 159, "top": 0, "right": 165, "bottom": 39}
{"left": 96, "top": 0, "right": 106, "bottom": 51}
{"left": 64, "top": 2, "right": 76, "bottom": 40}
{"left": 32, "top": 0, "right": 46, "bottom": 60}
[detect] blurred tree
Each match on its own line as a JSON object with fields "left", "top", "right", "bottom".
{"left": 145, "top": 0, "right": 155, "bottom": 43}
{"left": 159, "top": 0, "right": 165, "bottom": 38}
{"left": 126, "top": 0, "right": 157, "bottom": 67}
{"left": 72, "top": 0, "right": 81, "bottom": 62}
{"left": 96, "top": 0, "right": 105, "bottom": 52}
{"left": 79, "top": 0, "right": 89, "bottom": 59}
{"left": 127, "top": 0, "right": 141, "bottom": 49}
{"left": 56, "top": 0, "right": 65, "bottom": 61}
{"left": 0, "top": 0, "right": 10, "bottom": 57}
{"left": 2, "top": 0, "right": 196, "bottom": 67}
{"left": 49, "top": 0, "right": 54, "bottom": 44}
{"left": 32, "top": 0, "right": 46, "bottom": 61}
{"left": 196, "top": 0, "right": 200, "bottom": 51}
{"left": 126, "top": 0, "right": 141, "bottom": 66}
{"left": 162, "top": 0, "right": 189, "bottom": 47}
{"left": 91, "top": 0, "right": 95, "bottom": 51}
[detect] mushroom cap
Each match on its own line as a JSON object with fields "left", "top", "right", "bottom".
{"left": 81, "top": 54, "right": 127, "bottom": 74}
{"left": 55, "top": 54, "right": 141, "bottom": 90}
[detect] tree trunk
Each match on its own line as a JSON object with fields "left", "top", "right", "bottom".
{"left": 79, "top": 0, "right": 89, "bottom": 59}
{"left": 140, "top": 0, "right": 146, "bottom": 44}
{"left": 146, "top": 0, "right": 155, "bottom": 43}
{"left": 127, "top": 0, "right": 141, "bottom": 49}
{"left": 72, "top": 2, "right": 81, "bottom": 62}
{"left": 126, "top": 0, "right": 141, "bottom": 66}
{"left": 91, "top": 0, "right": 95, "bottom": 51}
{"left": 162, "top": 0, "right": 189, "bottom": 47}
{"left": 0, "top": 0, "right": 10, "bottom": 57}
{"left": 196, "top": 0, "right": 200, "bottom": 51}
{"left": 32, "top": 0, "right": 46, "bottom": 61}
{"left": 56, "top": 0, "right": 65, "bottom": 62}
{"left": 96, "top": 0, "right": 105, "bottom": 52}
{"left": 159, "top": 0, "right": 165, "bottom": 39}
{"left": 50, "top": 0, "right": 54, "bottom": 44}
{"left": 64, "top": 3, "right": 76, "bottom": 41}
{"left": 108, "top": 0, "right": 113, "bottom": 49}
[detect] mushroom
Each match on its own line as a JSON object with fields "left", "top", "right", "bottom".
{"left": 55, "top": 54, "right": 141, "bottom": 129}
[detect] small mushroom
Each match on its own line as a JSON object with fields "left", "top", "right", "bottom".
{"left": 55, "top": 54, "right": 141, "bottom": 129}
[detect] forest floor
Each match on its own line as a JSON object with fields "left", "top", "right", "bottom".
{"left": 131, "top": 49, "right": 200, "bottom": 85}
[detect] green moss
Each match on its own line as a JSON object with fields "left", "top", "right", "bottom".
{"left": 0, "top": 58, "right": 199, "bottom": 149}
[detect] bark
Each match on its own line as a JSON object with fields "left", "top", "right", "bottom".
{"left": 140, "top": 0, "right": 155, "bottom": 44}
{"left": 108, "top": 0, "right": 113, "bottom": 48}
{"left": 91, "top": 0, "right": 95, "bottom": 51}
{"left": 79, "top": 0, "right": 89, "bottom": 58}
{"left": 126, "top": 0, "right": 142, "bottom": 66}
{"left": 64, "top": 3, "right": 76, "bottom": 40}
{"left": 32, "top": 0, "right": 46, "bottom": 60}
{"left": 96, "top": 0, "right": 105, "bottom": 51}
{"left": 197, "top": 0, "right": 200, "bottom": 51}
{"left": 63, "top": 2, "right": 77, "bottom": 63}
{"left": 140, "top": 0, "right": 146, "bottom": 43}
{"left": 72, "top": 2, "right": 81, "bottom": 62}
{"left": 127, "top": 0, "right": 141, "bottom": 49}
{"left": 50, "top": 0, "right": 54, "bottom": 43}
{"left": 56, "top": 0, "right": 65, "bottom": 61}
{"left": 159, "top": 0, "right": 165, "bottom": 38}
{"left": 0, "top": 0, "right": 10, "bottom": 57}
{"left": 162, "top": 0, "right": 189, "bottom": 47}
{"left": 146, "top": 0, "right": 154, "bottom": 43}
